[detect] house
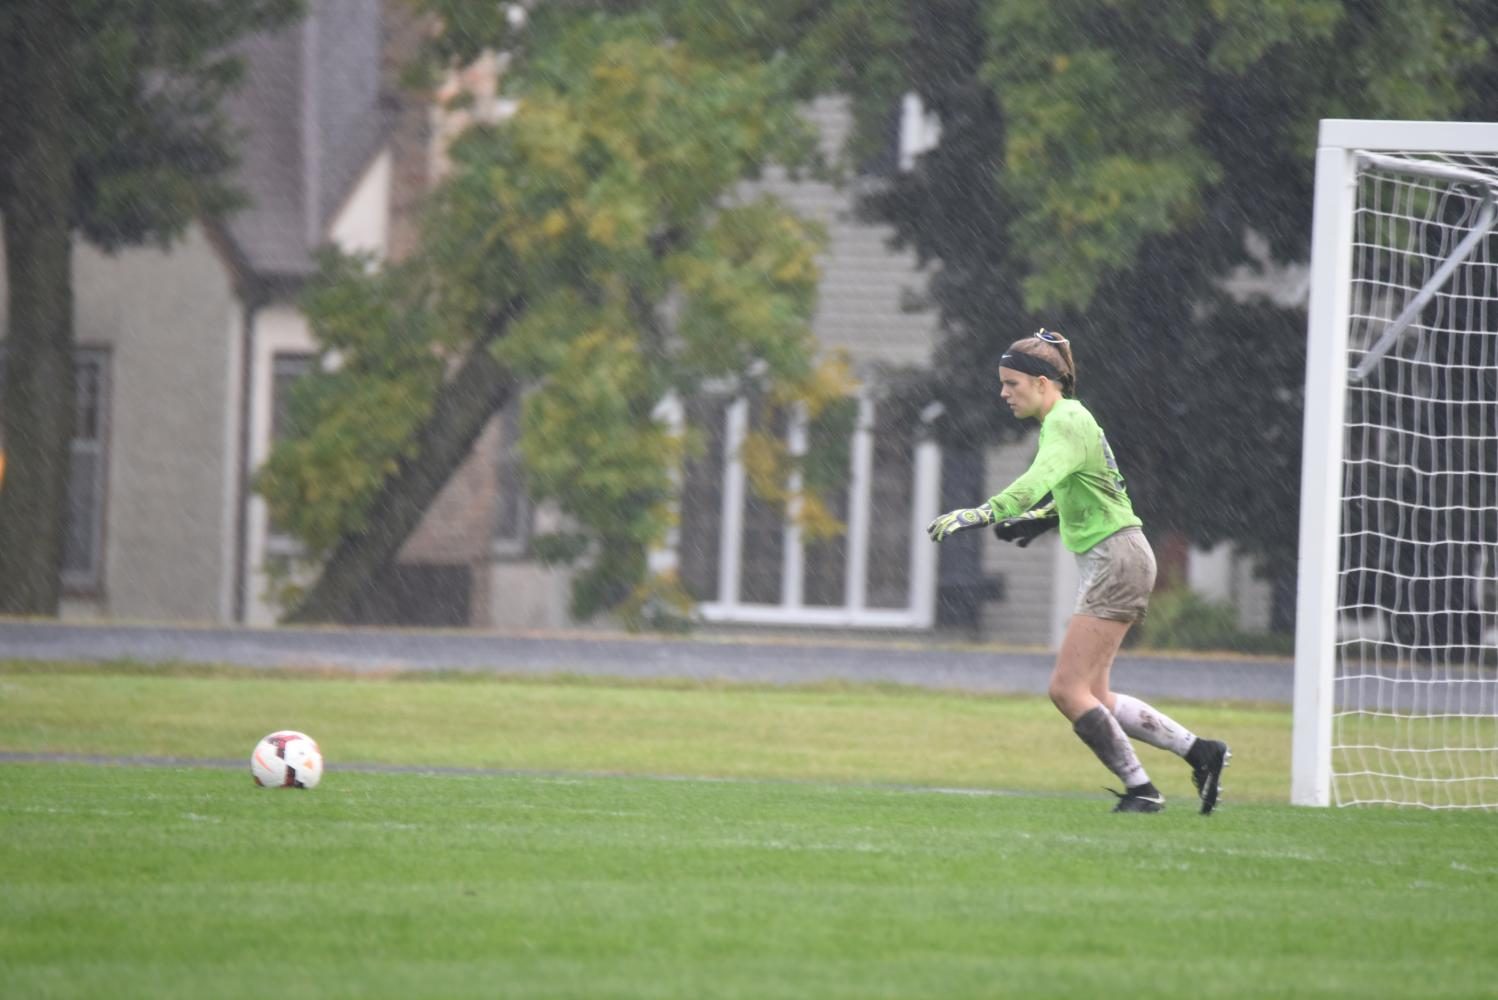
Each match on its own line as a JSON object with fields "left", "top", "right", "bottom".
{"left": 434, "top": 92, "right": 1275, "bottom": 646}
{"left": 2, "top": 4, "right": 1268, "bottom": 647}
{"left": 0, "top": 0, "right": 408, "bottom": 627}
{"left": 397, "top": 85, "right": 1068, "bottom": 646}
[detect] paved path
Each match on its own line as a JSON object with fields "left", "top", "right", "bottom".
{"left": 0, "top": 619, "right": 1294, "bottom": 704}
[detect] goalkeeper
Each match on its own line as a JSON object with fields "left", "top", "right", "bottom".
{"left": 927, "top": 328, "right": 1230, "bottom": 814}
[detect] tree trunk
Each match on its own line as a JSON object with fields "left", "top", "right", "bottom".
{"left": 0, "top": 6, "right": 76, "bottom": 616}
{"left": 284, "top": 308, "right": 521, "bottom": 624}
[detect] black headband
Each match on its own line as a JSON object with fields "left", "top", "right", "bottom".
{"left": 999, "top": 350, "right": 1061, "bottom": 381}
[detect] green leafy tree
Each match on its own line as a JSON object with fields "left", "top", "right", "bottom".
{"left": 261, "top": 4, "right": 870, "bottom": 625}
{"left": 853, "top": 0, "right": 1497, "bottom": 628}
{"left": 0, "top": 0, "right": 302, "bottom": 614}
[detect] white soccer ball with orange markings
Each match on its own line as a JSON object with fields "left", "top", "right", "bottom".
{"left": 250, "top": 730, "right": 324, "bottom": 789}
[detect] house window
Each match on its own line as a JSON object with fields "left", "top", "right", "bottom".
{"left": 267, "top": 352, "right": 315, "bottom": 548}
{"left": 801, "top": 400, "right": 854, "bottom": 608}
{"left": 866, "top": 400, "right": 918, "bottom": 609}
{"left": 493, "top": 393, "right": 532, "bottom": 556}
{"left": 677, "top": 389, "right": 941, "bottom": 628}
{"left": 270, "top": 352, "right": 315, "bottom": 440}
{"left": 61, "top": 350, "right": 110, "bottom": 593}
{"left": 678, "top": 394, "right": 731, "bottom": 602}
{"left": 0, "top": 346, "right": 111, "bottom": 594}
{"left": 738, "top": 397, "right": 788, "bottom": 606}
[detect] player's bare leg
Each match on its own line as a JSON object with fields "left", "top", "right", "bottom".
{"left": 1050, "top": 615, "right": 1163, "bottom": 812}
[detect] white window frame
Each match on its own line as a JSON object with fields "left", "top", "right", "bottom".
{"left": 691, "top": 392, "right": 942, "bottom": 628}
{"left": 61, "top": 349, "right": 110, "bottom": 594}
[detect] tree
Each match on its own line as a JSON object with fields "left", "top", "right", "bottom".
{"left": 260, "top": 3, "right": 884, "bottom": 625}
{"left": 0, "top": 0, "right": 302, "bottom": 614}
{"left": 268, "top": 1, "right": 1498, "bottom": 632}
{"left": 851, "top": 0, "right": 1497, "bottom": 628}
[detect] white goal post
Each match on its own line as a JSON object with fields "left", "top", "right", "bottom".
{"left": 1295, "top": 119, "right": 1498, "bottom": 809}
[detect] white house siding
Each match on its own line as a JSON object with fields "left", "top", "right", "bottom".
{"left": 68, "top": 223, "right": 242, "bottom": 623}
{"left": 488, "top": 561, "right": 573, "bottom": 630}
{"left": 328, "top": 149, "right": 391, "bottom": 260}
{"left": 977, "top": 434, "right": 1057, "bottom": 647}
{"left": 1233, "top": 555, "right": 1272, "bottom": 632}
{"left": 1189, "top": 541, "right": 1273, "bottom": 633}
{"left": 750, "top": 97, "right": 938, "bottom": 369}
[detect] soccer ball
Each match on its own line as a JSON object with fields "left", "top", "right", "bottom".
{"left": 250, "top": 730, "right": 324, "bottom": 789}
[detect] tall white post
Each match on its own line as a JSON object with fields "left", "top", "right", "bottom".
{"left": 718, "top": 397, "right": 749, "bottom": 611}
{"left": 649, "top": 393, "right": 684, "bottom": 575}
{"left": 909, "top": 437, "right": 941, "bottom": 627}
{"left": 1292, "top": 130, "right": 1358, "bottom": 807}
{"left": 844, "top": 395, "right": 875, "bottom": 614}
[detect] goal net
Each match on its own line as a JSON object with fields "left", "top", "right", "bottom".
{"left": 1295, "top": 121, "right": 1498, "bottom": 809}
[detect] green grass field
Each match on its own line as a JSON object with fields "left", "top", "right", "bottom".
{"left": 3, "top": 660, "right": 1497, "bottom": 999}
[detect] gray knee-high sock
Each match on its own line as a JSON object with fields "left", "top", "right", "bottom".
{"left": 1073, "top": 705, "right": 1150, "bottom": 789}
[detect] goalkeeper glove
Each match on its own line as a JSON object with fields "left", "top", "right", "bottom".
{"left": 992, "top": 505, "right": 1058, "bottom": 548}
{"left": 926, "top": 506, "right": 995, "bottom": 542}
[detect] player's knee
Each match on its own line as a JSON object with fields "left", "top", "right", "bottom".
{"left": 1048, "top": 678, "right": 1081, "bottom": 716}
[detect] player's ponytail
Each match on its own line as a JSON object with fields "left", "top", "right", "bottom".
{"left": 1052, "top": 339, "right": 1077, "bottom": 398}
{"left": 1003, "top": 328, "right": 1077, "bottom": 398}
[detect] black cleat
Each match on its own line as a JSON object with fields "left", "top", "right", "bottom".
{"left": 1109, "top": 784, "right": 1166, "bottom": 813}
{"left": 1188, "top": 739, "right": 1231, "bottom": 815}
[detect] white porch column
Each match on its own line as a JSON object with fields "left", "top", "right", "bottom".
{"left": 843, "top": 395, "right": 875, "bottom": 613}
{"left": 648, "top": 393, "right": 684, "bottom": 575}
{"left": 909, "top": 436, "right": 942, "bottom": 627}
{"left": 717, "top": 397, "right": 749, "bottom": 610}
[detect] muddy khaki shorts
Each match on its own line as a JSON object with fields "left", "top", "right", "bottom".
{"left": 1073, "top": 527, "right": 1156, "bottom": 623}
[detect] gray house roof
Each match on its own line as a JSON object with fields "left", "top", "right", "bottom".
{"left": 219, "top": 0, "right": 392, "bottom": 280}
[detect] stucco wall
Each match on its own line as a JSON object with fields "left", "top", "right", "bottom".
{"left": 72, "top": 223, "right": 242, "bottom": 622}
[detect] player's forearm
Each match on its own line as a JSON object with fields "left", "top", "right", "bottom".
{"left": 986, "top": 474, "right": 1054, "bottom": 520}
{"left": 986, "top": 435, "right": 1081, "bottom": 519}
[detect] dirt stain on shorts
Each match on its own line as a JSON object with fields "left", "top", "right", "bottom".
{"left": 1074, "top": 527, "right": 1156, "bottom": 623}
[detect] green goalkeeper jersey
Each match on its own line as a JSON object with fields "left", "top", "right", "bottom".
{"left": 985, "top": 398, "right": 1142, "bottom": 553}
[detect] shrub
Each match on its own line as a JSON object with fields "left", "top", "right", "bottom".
{"left": 1135, "top": 587, "right": 1293, "bottom": 656}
